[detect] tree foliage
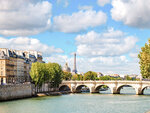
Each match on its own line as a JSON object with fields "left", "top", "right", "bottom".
{"left": 71, "top": 74, "right": 78, "bottom": 80}
{"left": 63, "top": 72, "right": 72, "bottom": 80}
{"left": 30, "top": 62, "right": 48, "bottom": 86}
{"left": 47, "top": 63, "right": 63, "bottom": 87}
{"left": 83, "top": 71, "right": 98, "bottom": 80}
{"left": 99, "top": 75, "right": 111, "bottom": 80}
{"left": 124, "top": 75, "right": 133, "bottom": 80}
{"left": 138, "top": 39, "right": 150, "bottom": 79}
{"left": 30, "top": 62, "right": 63, "bottom": 87}
{"left": 99, "top": 75, "right": 122, "bottom": 80}
{"left": 71, "top": 74, "right": 83, "bottom": 80}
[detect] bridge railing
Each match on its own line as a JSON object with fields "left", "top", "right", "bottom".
{"left": 61, "top": 80, "right": 150, "bottom": 84}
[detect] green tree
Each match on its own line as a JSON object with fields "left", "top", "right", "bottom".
{"left": 47, "top": 63, "right": 63, "bottom": 87}
{"left": 71, "top": 74, "right": 83, "bottom": 80}
{"left": 30, "top": 62, "right": 63, "bottom": 88}
{"left": 138, "top": 39, "right": 150, "bottom": 79}
{"left": 77, "top": 74, "right": 83, "bottom": 80}
{"left": 63, "top": 72, "right": 72, "bottom": 80}
{"left": 99, "top": 75, "right": 122, "bottom": 80}
{"left": 124, "top": 75, "right": 132, "bottom": 80}
{"left": 99, "top": 75, "right": 111, "bottom": 80}
{"left": 30, "top": 62, "right": 48, "bottom": 87}
{"left": 83, "top": 71, "right": 97, "bottom": 80}
{"left": 71, "top": 74, "right": 78, "bottom": 80}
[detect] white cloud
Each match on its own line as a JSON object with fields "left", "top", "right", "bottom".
{"left": 75, "top": 28, "right": 138, "bottom": 57}
{"left": 53, "top": 9, "right": 107, "bottom": 33}
{"left": 111, "top": 0, "right": 150, "bottom": 28}
{"left": 89, "top": 55, "right": 128, "bottom": 65}
{"left": 0, "top": 0, "right": 52, "bottom": 36}
{"left": 97, "top": 0, "right": 111, "bottom": 6}
{"left": 129, "top": 52, "right": 138, "bottom": 58}
{"left": 78, "top": 5, "right": 93, "bottom": 11}
{"left": 0, "top": 37, "right": 63, "bottom": 56}
{"left": 45, "top": 54, "right": 140, "bottom": 75}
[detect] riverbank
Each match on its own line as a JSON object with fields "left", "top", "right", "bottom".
{"left": 37, "top": 91, "right": 71, "bottom": 97}
{"left": 0, "top": 91, "right": 71, "bottom": 102}
{"left": 0, "top": 83, "right": 70, "bottom": 101}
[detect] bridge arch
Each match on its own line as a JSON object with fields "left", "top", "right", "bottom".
{"left": 94, "top": 85, "right": 111, "bottom": 94}
{"left": 75, "top": 85, "right": 90, "bottom": 93}
{"left": 117, "top": 85, "right": 136, "bottom": 94}
{"left": 59, "top": 85, "right": 71, "bottom": 92}
{"left": 141, "top": 86, "right": 150, "bottom": 95}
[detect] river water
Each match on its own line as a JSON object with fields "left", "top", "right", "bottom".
{"left": 0, "top": 87, "right": 150, "bottom": 113}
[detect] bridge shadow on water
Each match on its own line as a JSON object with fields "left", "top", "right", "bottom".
{"left": 76, "top": 85, "right": 90, "bottom": 93}
{"left": 94, "top": 85, "right": 112, "bottom": 94}
{"left": 143, "top": 87, "right": 150, "bottom": 96}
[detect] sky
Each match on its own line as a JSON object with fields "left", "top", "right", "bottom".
{"left": 0, "top": 0, "right": 150, "bottom": 75}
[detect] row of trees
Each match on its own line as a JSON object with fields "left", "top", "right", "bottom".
{"left": 30, "top": 62, "right": 63, "bottom": 87}
{"left": 63, "top": 71, "right": 135, "bottom": 81}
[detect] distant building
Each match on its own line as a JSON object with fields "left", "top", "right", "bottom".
{"left": 63, "top": 62, "right": 71, "bottom": 73}
{"left": 136, "top": 75, "right": 142, "bottom": 80}
{"left": 0, "top": 48, "right": 44, "bottom": 84}
{"left": 124, "top": 74, "right": 138, "bottom": 79}
{"left": 129, "top": 74, "right": 138, "bottom": 78}
{"left": 110, "top": 74, "right": 120, "bottom": 78}
{"left": 97, "top": 72, "right": 104, "bottom": 77}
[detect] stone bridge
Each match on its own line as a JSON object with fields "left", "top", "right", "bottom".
{"left": 59, "top": 81, "right": 150, "bottom": 95}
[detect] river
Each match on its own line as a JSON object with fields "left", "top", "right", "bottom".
{"left": 0, "top": 87, "right": 150, "bottom": 113}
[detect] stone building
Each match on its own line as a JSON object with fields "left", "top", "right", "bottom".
{"left": 0, "top": 48, "right": 44, "bottom": 85}
{"left": 110, "top": 74, "right": 120, "bottom": 78}
{"left": 63, "top": 62, "right": 71, "bottom": 73}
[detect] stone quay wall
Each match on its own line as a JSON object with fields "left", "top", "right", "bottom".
{"left": 34, "top": 83, "right": 59, "bottom": 93}
{"left": 0, "top": 84, "right": 33, "bottom": 101}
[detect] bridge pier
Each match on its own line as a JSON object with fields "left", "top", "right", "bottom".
{"left": 71, "top": 87, "right": 76, "bottom": 93}
{"left": 89, "top": 86, "right": 96, "bottom": 93}
{"left": 135, "top": 88, "right": 143, "bottom": 95}
{"left": 111, "top": 87, "right": 120, "bottom": 94}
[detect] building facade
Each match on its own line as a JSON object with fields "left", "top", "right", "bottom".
{"left": 0, "top": 48, "right": 44, "bottom": 85}
{"left": 63, "top": 62, "right": 71, "bottom": 73}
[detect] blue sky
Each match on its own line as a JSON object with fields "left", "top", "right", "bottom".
{"left": 0, "top": 0, "right": 150, "bottom": 75}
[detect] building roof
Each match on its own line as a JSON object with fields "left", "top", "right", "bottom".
{"left": 0, "top": 51, "right": 8, "bottom": 59}
{"left": 0, "top": 48, "right": 43, "bottom": 63}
